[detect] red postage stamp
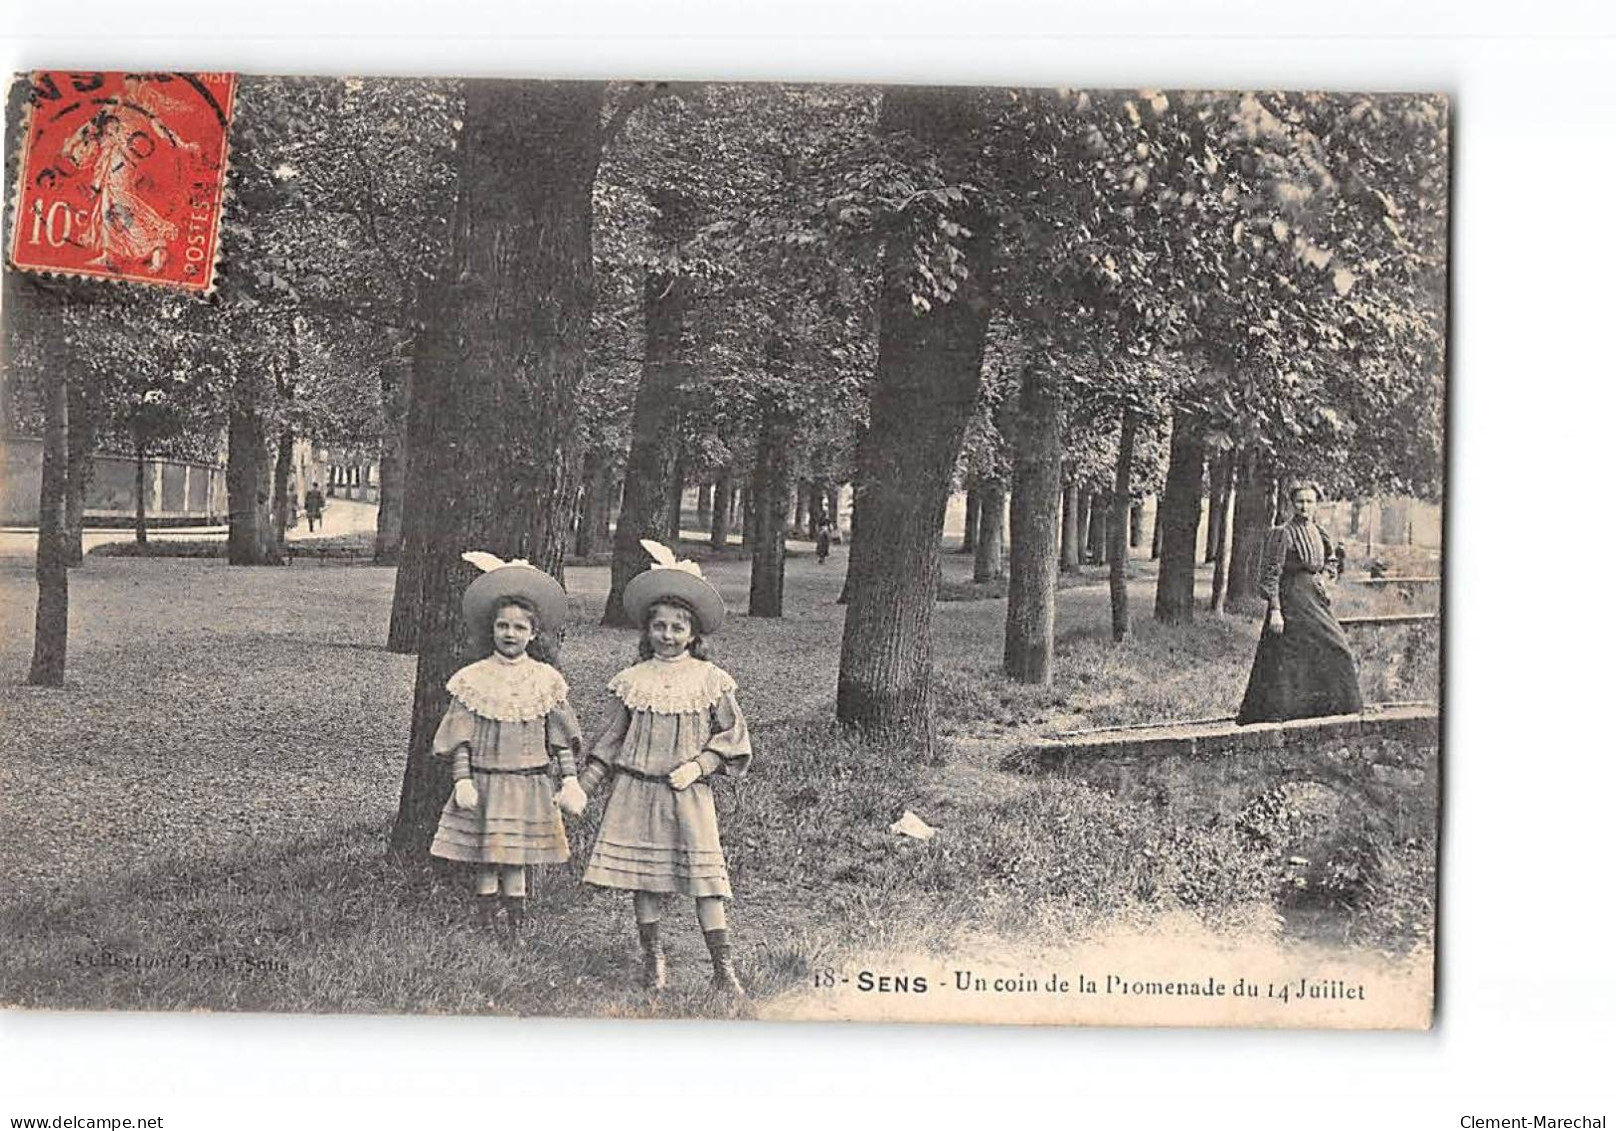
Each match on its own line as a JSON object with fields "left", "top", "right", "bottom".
{"left": 9, "top": 71, "right": 236, "bottom": 293}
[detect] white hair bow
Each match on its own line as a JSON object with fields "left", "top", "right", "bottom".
{"left": 640, "top": 539, "right": 705, "bottom": 577}
{"left": 461, "top": 551, "right": 535, "bottom": 573}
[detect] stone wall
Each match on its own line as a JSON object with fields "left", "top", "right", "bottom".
{"left": 1003, "top": 707, "right": 1439, "bottom": 846}
{"left": 1, "top": 438, "right": 227, "bottom": 526}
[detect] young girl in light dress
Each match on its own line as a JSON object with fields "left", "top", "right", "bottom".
{"left": 429, "top": 554, "right": 588, "bottom": 936}
{"left": 562, "top": 541, "right": 752, "bottom": 994}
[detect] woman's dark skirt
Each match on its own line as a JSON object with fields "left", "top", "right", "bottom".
{"left": 1236, "top": 569, "right": 1363, "bottom": 724}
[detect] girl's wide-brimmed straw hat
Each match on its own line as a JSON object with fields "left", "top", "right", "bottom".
{"left": 622, "top": 539, "right": 726, "bottom": 635}
{"left": 460, "top": 551, "right": 569, "bottom": 635}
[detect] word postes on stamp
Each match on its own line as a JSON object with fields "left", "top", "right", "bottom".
{"left": 9, "top": 71, "right": 236, "bottom": 293}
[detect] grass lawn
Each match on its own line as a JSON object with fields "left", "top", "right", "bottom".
{"left": 0, "top": 543, "right": 1437, "bottom": 1017}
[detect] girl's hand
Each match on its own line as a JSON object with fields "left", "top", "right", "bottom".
{"left": 668, "top": 762, "right": 701, "bottom": 791}
{"left": 1268, "top": 611, "right": 1285, "bottom": 636}
{"left": 555, "top": 776, "right": 588, "bottom": 816}
{"left": 453, "top": 779, "right": 479, "bottom": 810}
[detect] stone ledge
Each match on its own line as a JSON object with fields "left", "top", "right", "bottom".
{"left": 284, "top": 545, "right": 373, "bottom": 566}
{"left": 1005, "top": 704, "right": 1439, "bottom": 774}
{"left": 1339, "top": 613, "right": 1440, "bottom": 629}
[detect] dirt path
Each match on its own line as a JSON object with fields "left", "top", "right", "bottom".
{"left": 0, "top": 498, "right": 380, "bottom": 560}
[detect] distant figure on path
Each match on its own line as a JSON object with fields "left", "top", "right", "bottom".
{"left": 815, "top": 517, "right": 833, "bottom": 564}
{"left": 1236, "top": 481, "right": 1363, "bottom": 724}
{"left": 303, "top": 484, "right": 325, "bottom": 532}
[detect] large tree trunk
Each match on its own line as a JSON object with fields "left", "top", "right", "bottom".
{"left": 1205, "top": 449, "right": 1229, "bottom": 564}
{"left": 1153, "top": 408, "right": 1206, "bottom": 624}
{"left": 386, "top": 327, "right": 443, "bottom": 654}
{"left": 793, "top": 479, "right": 811, "bottom": 537}
{"left": 375, "top": 444, "right": 406, "bottom": 562}
{"left": 748, "top": 395, "right": 793, "bottom": 617}
{"left": 226, "top": 391, "right": 281, "bottom": 565}
{"left": 29, "top": 361, "right": 69, "bottom": 688}
{"left": 835, "top": 87, "right": 993, "bottom": 758}
{"left": 1089, "top": 494, "right": 1108, "bottom": 564}
{"left": 271, "top": 425, "right": 294, "bottom": 550}
{"left": 374, "top": 355, "right": 411, "bottom": 565}
{"left": 391, "top": 80, "right": 604, "bottom": 862}
{"left": 1003, "top": 368, "right": 1063, "bottom": 684}
{"left": 1075, "top": 490, "right": 1093, "bottom": 567}
{"left": 1109, "top": 412, "right": 1139, "bottom": 642}
{"left": 387, "top": 531, "right": 426, "bottom": 653}
{"left": 961, "top": 483, "right": 980, "bottom": 554}
{"left": 710, "top": 470, "right": 733, "bottom": 549}
{"left": 696, "top": 481, "right": 713, "bottom": 530}
{"left": 64, "top": 378, "right": 96, "bottom": 567}
{"left": 603, "top": 187, "right": 695, "bottom": 626}
{"left": 1209, "top": 446, "right": 1239, "bottom": 613}
{"left": 573, "top": 451, "right": 613, "bottom": 557}
{"left": 1059, "top": 480, "right": 1082, "bottom": 573}
{"left": 268, "top": 332, "right": 303, "bottom": 556}
{"left": 1227, "top": 447, "right": 1275, "bottom": 610}
{"left": 836, "top": 472, "right": 867, "bottom": 606}
{"left": 665, "top": 454, "right": 686, "bottom": 544}
{"left": 973, "top": 478, "right": 1006, "bottom": 582}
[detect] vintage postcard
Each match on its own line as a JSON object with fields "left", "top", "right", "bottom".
{"left": 0, "top": 72, "right": 1446, "bottom": 1028}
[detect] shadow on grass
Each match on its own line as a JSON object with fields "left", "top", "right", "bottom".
{"left": 0, "top": 714, "right": 1434, "bottom": 1016}
{"left": 0, "top": 555, "right": 1438, "bottom": 1018}
{"left": 936, "top": 564, "right": 1155, "bottom": 604}
{"left": 0, "top": 821, "right": 757, "bottom": 1019}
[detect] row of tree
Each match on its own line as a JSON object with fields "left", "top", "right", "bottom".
{"left": 4, "top": 77, "right": 1446, "bottom": 859}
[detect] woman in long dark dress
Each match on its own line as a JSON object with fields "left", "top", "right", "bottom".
{"left": 1236, "top": 482, "right": 1364, "bottom": 724}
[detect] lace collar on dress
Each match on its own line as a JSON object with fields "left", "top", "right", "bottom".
{"left": 446, "top": 654, "right": 569, "bottom": 722}
{"left": 608, "top": 655, "right": 735, "bottom": 715}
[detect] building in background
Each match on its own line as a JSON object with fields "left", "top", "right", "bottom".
{"left": 1, "top": 437, "right": 226, "bottom": 527}
{"left": 0, "top": 435, "right": 364, "bottom": 529}
{"left": 316, "top": 444, "right": 379, "bottom": 503}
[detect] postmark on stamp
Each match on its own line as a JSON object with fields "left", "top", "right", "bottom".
{"left": 8, "top": 71, "right": 236, "bottom": 293}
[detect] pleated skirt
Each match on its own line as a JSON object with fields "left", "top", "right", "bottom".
{"left": 582, "top": 776, "right": 732, "bottom": 899}
{"left": 430, "top": 771, "right": 570, "bottom": 866}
